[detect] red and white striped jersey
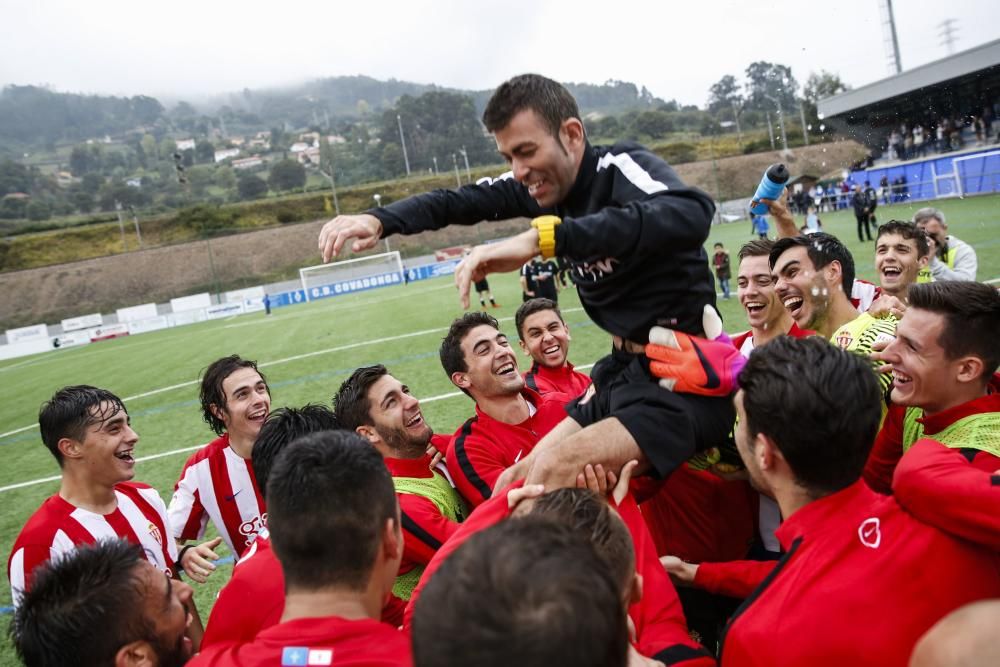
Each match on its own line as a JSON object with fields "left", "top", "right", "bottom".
{"left": 168, "top": 433, "right": 266, "bottom": 557}
{"left": 8, "top": 482, "right": 177, "bottom": 608}
{"left": 851, "top": 279, "right": 881, "bottom": 314}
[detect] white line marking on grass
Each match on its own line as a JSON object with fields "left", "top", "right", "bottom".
{"left": 0, "top": 361, "right": 597, "bottom": 494}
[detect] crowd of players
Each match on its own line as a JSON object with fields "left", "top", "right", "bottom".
{"left": 6, "top": 74, "right": 999, "bottom": 667}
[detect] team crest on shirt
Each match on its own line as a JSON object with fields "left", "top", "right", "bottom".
{"left": 858, "top": 517, "right": 881, "bottom": 549}
{"left": 835, "top": 331, "right": 854, "bottom": 349}
{"left": 147, "top": 522, "right": 163, "bottom": 547}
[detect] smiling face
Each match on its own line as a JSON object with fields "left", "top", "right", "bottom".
{"left": 453, "top": 324, "right": 523, "bottom": 400}
{"left": 773, "top": 245, "right": 835, "bottom": 332}
{"left": 737, "top": 254, "right": 789, "bottom": 333}
{"left": 519, "top": 309, "right": 571, "bottom": 369}
{"left": 493, "top": 109, "right": 583, "bottom": 208}
{"left": 875, "top": 232, "right": 927, "bottom": 298}
{"left": 214, "top": 367, "right": 270, "bottom": 444}
{"left": 135, "top": 561, "right": 195, "bottom": 666}
{"left": 917, "top": 217, "right": 947, "bottom": 249}
{"left": 365, "top": 374, "right": 432, "bottom": 458}
{"left": 879, "top": 307, "right": 958, "bottom": 413}
{"left": 63, "top": 401, "right": 139, "bottom": 485}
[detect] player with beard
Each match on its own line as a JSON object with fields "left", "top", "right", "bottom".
{"left": 168, "top": 355, "right": 271, "bottom": 581}
{"left": 12, "top": 540, "right": 196, "bottom": 667}
{"left": 770, "top": 233, "right": 897, "bottom": 393}
{"left": 335, "top": 364, "right": 466, "bottom": 608}
{"left": 515, "top": 298, "right": 592, "bottom": 398}
{"left": 440, "top": 312, "right": 570, "bottom": 507}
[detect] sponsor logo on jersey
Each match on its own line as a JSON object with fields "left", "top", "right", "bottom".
{"left": 858, "top": 517, "right": 882, "bottom": 549}
{"left": 282, "top": 647, "right": 334, "bottom": 666}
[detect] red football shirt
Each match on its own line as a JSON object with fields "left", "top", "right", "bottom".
{"left": 523, "top": 361, "right": 592, "bottom": 398}
{"left": 190, "top": 616, "right": 412, "bottom": 667}
{"left": 445, "top": 388, "right": 569, "bottom": 506}
{"left": 719, "top": 480, "right": 1000, "bottom": 666}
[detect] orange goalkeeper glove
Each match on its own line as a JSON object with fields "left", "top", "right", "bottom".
{"left": 646, "top": 305, "right": 745, "bottom": 397}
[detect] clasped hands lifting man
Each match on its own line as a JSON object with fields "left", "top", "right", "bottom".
{"left": 318, "top": 74, "right": 744, "bottom": 498}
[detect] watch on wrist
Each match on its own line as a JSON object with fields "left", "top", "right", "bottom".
{"left": 531, "top": 215, "right": 562, "bottom": 259}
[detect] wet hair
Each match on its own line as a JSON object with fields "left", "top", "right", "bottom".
{"left": 770, "top": 232, "right": 855, "bottom": 295}
{"left": 38, "top": 386, "right": 127, "bottom": 467}
{"left": 739, "top": 336, "right": 881, "bottom": 496}
{"left": 412, "top": 517, "right": 628, "bottom": 667}
{"left": 738, "top": 238, "right": 776, "bottom": 261}
{"left": 913, "top": 207, "right": 946, "bottom": 227}
{"left": 199, "top": 355, "right": 269, "bottom": 435}
{"left": 439, "top": 311, "right": 501, "bottom": 381}
{"left": 482, "top": 74, "right": 581, "bottom": 140}
{"left": 11, "top": 539, "right": 182, "bottom": 667}
{"left": 876, "top": 220, "right": 930, "bottom": 257}
{"left": 530, "top": 489, "right": 635, "bottom": 594}
{"left": 266, "top": 430, "right": 397, "bottom": 592}
{"left": 514, "top": 298, "right": 564, "bottom": 341}
{"left": 252, "top": 405, "right": 340, "bottom": 500}
{"left": 333, "top": 365, "right": 389, "bottom": 430}
{"left": 908, "top": 282, "right": 1000, "bottom": 381}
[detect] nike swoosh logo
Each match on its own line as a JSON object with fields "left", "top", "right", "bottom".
{"left": 224, "top": 489, "right": 243, "bottom": 502}
{"left": 514, "top": 450, "right": 523, "bottom": 463}
{"left": 691, "top": 339, "right": 721, "bottom": 390}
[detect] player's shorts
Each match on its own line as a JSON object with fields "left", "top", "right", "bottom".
{"left": 566, "top": 347, "right": 735, "bottom": 477}
{"left": 474, "top": 279, "right": 490, "bottom": 292}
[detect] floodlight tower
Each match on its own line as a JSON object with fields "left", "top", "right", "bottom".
{"left": 878, "top": 0, "right": 903, "bottom": 75}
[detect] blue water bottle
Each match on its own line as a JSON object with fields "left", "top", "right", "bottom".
{"left": 749, "top": 163, "right": 789, "bottom": 215}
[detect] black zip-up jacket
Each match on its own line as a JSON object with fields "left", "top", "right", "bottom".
{"left": 371, "top": 141, "right": 716, "bottom": 342}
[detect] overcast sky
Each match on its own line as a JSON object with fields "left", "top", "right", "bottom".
{"left": 1, "top": 0, "right": 997, "bottom": 107}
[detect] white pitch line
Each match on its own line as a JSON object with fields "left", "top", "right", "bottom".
{"left": 0, "top": 362, "right": 596, "bottom": 494}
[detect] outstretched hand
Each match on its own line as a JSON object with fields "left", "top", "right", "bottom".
{"left": 454, "top": 229, "right": 540, "bottom": 308}
{"left": 181, "top": 536, "right": 223, "bottom": 584}
{"left": 318, "top": 213, "right": 383, "bottom": 262}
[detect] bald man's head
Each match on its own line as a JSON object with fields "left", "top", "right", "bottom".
{"left": 910, "top": 600, "right": 1000, "bottom": 667}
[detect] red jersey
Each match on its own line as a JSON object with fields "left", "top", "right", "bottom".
{"left": 893, "top": 439, "right": 1000, "bottom": 550}
{"left": 168, "top": 433, "right": 266, "bottom": 557}
{"left": 445, "top": 389, "right": 568, "bottom": 506}
{"left": 404, "top": 483, "right": 712, "bottom": 665}
{"left": 8, "top": 482, "right": 177, "bottom": 607}
{"left": 849, "top": 278, "right": 881, "bottom": 313}
{"left": 719, "top": 480, "right": 1000, "bottom": 667}
{"left": 864, "top": 375, "right": 1000, "bottom": 494}
{"left": 731, "top": 321, "right": 813, "bottom": 357}
{"left": 384, "top": 455, "right": 462, "bottom": 582}
{"left": 523, "top": 361, "right": 592, "bottom": 398}
{"left": 190, "top": 616, "right": 412, "bottom": 667}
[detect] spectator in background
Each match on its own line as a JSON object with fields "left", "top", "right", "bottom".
{"left": 914, "top": 207, "right": 978, "bottom": 281}
{"left": 531, "top": 256, "right": 560, "bottom": 305}
{"left": 519, "top": 259, "right": 537, "bottom": 303}
{"left": 803, "top": 206, "right": 822, "bottom": 235}
{"left": 712, "top": 242, "right": 731, "bottom": 299}
{"left": 880, "top": 175, "right": 891, "bottom": 206}
{"left": 751, "top": 212, "right": 769, "bottom": 239}
{"left": 852, "top": 184, "right": 873, "bottom": 242}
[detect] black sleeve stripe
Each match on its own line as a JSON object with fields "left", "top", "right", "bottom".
{"left": 652, "top": 644, "right": 713, "bottom": 665}
{"left": 400, "top": 509, "right": 443, "bottom": 552}
{"left": 719, "top": 536, "right": 803, "bottom": 661}
{"left": 524, "top": 364, "right": 540, "bottom": 393}
{"left": 453, "top": 416, "right": 492, "bottom": 501}
{"left": 991, "top": 475, "right": 1000, "bottom": 486}
{"left": 959, "top": 448, "right": 978, "bottom": 463}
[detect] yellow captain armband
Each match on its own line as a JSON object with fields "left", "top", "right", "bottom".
{"left": 531, "top": 215, "right": 562, "bottom": 259}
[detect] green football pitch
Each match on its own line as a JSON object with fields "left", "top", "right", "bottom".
{"left": 0, "top": 193, "right": 996, "bottom": 664}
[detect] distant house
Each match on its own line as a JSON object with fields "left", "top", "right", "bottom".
{"left": 126, "top": 178, "right": 142, "bottom": 188}
{"left": 254, "top": 130, "right": 270, "bottom": 139}
{"left": 176, "top": 138, "right": 196, "bottom": 151}
{"left": 297, "top": 147, "right": 321, "bottom": 165}
{"left": 289, "top": 142, "right": 311, "bottom": 153}
{"left": 247, "top": 137, "right": 270, "bottom": 149}
{"left": 299, "top": 131, "right": 320, "bottom": 144}
{"left": 231, "top": 156, "right": 264, "bottom": 171}
{"left": 214, "top": 148, "right": 241, "bottom": 163}
{"left": 57, "top": 171, "right": 75, "bottom": 185}
{"left": 325, "top": 134, "right": 346, "bottom": 144}
{"left": 2, "top": 192, "right": 29, "bottom": 200}
{"left": 229, "top": 136, "right": 245, "bottom": 146}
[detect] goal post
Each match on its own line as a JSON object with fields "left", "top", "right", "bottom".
{"left": 299, "top": 251, "right": 405, "bottom": 302}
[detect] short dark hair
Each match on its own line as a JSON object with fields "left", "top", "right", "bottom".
{"left": 266, "top": 430, "right": 397, "bottom": 592}
{"left": 440, "top": 312, "right": 501, "bottom": 377}
{"left": 200, "top": 355, "right": 269, "bottom": 435}
{"left": 482, "top": 74, "right": 581, "bottom": 138}
{"left": 252, "top": 405, "right": 340, "bottom": 499}
{"left": 714, "top": 242, "right": 724, "bottom": 248}
{"left": 908, "top": 282, "right": 1000, "bottom": 380}
{"left": 739, "top": 336, "right": 881, "bottom": 496}
{"left": 738, "top": 238, "right": 776, "bottom": 261}
{"left": 514, "top": 298, "right": 563, "bottom": 341}
{"left": 11, "top": 540, "right": 178, "bottom": 667}
{"left": 412, "top": 517, "right": 628, "bottom": 667}
{"left": 770, "top": 232, "right": 855, "bottom": 294}
{"left": 38, "top": 386, "right": 127, "bottom": 467}
{"left": 333, "top": 365, "right": 389, "bottom": 430}
{"left": 876, "top": 220, "right": 930, "bottom": 257}
{"left": 530, "top": 489, "right": 635, "bottom": 594}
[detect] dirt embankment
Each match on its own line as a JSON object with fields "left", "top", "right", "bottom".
{"left": 0, "top": 140, "right": 867, "bottom": 329}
